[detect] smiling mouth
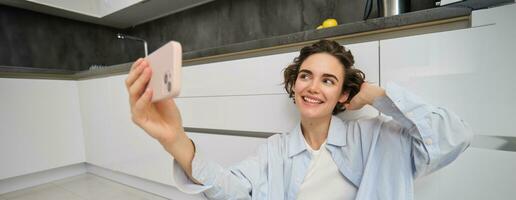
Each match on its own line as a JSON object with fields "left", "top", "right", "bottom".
{"left": 302, "top": 96, "right": 324, "bottom": 104}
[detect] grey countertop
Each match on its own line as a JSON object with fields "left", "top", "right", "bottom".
{"left": 1, "top": 2, "right": 501, "bottom": 79}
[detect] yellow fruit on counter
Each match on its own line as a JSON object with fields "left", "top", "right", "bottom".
{"left": 322, "top": 18, "right": 338, "bottom": 28}
{"left": 316, "top": 25, "right": 323, "bottom": 30}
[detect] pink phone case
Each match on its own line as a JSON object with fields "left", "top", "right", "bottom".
{"left": 146, "top": 41, "right": 182, "bottom": 102}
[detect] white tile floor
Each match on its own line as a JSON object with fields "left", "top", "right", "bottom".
{"left": 0, "top": 173, "right": 169, "bottom": 200}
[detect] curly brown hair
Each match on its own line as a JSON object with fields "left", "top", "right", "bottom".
{"left": 283, "top": 40, "right": 365, "bottom": 115}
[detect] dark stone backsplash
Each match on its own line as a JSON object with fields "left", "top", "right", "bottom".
{"left": 0, "top": 5, "right": 142, "bottom": 71}
{"left": 1, "top": 0, "right": 435, "bottom": 71}
{"left": 125, "top": 0, "right": 385, "bottom": 53}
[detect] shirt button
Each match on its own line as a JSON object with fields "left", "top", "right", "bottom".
{"left": 424, "top": 138, "right": 433, "bottom": 145}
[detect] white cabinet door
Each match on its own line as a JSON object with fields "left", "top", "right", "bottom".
{"left": 380, "top": 2, "right": 516, "bottom": 137}
{"left": 78, "top": 77, "right": 117, "bottom": 170}
{"left": 380, "top": 27, "right": 515, "bottom": 138}
{"left": 79, "top": 75, "right": 178, "bottom": 186}
{"left": 0, "top": 78, "right": 85, "bottom": 180}
{"left": 380, "top": 5, "right": 516, "bottom": 199}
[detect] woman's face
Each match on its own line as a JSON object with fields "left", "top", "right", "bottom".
{"left": 293, "top": 53, "right": 349, "bottom": 120}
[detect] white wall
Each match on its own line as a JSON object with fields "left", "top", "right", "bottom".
{"left": 0, "top": 78, "right": 85, "bottom": 180}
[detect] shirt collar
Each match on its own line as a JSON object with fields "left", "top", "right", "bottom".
{"left": 287, "top": 116, "right": 347, "bottom": 157}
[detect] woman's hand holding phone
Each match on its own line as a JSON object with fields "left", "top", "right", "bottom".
{"left": 126, "top": 58, "right": 182, "bottom": 143}
{"left": 126, "top": 58, "right": 198, "bottom": 182}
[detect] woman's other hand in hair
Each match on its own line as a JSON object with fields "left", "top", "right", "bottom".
{"left": 344, "top": 83, "right": 386, "bottom": 110}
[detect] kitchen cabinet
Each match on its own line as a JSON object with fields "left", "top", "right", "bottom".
{"left": 78, "top": 75, "right": 175, "bottom": 186}
{"left": 0, "top": 78, "right": 85, "bottom": 180}
{"left": 178, "top": 41, "right": 381, "bottom": 134}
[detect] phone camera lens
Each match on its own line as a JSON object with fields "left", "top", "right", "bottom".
{"left": 167, "top": 82, "right": 172, "bottom": 92}
{"left": 164, "top": 74, "right": 168, "bottom": 84}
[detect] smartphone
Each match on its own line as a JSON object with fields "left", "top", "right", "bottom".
{"left": 145, "top": 41, "right": 182, "bottom": 102}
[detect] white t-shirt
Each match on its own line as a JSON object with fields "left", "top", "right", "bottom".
{"left": 297, "top": 139, "right": 357, "bottom": 200}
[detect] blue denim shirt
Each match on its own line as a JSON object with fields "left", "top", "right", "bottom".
{"left": 172, "top": 83, "right": 473, "bottom": 200}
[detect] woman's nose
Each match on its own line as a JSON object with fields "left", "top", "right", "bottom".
{"left": 307, "top": 80, "right": 320, "bottom": 93}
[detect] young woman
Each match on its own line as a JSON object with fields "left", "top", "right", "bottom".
{"left": 125, "top": 40, "right": 472, "bottom": 200}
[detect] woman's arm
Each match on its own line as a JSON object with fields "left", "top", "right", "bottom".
{"left": 348, "top": 82, "right": 473, "bottom": 177}
{"left": 126, "top": 58, "right": 267, "bottom": 199}
{"left": 173, "top": 142, "right": 269, "bottom": 199}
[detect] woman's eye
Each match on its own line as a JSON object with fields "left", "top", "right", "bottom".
{"left": 323, "top": 79, "right": 335, "bottom": 85}
{"left": 299, "top": 74, "right": 310, "bottom": 80}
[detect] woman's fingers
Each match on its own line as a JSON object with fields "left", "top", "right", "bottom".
{"left": 132, "top": 87, "right": 153, "bottom": 125}
{"left": 125, "top": 58, "right": 146, "bottom": 89}
{"left": 345, "top": 97, "right": 364, "bottom": 110}
{"left": 129, "top": 65, "right": 152, "bottom": 106}
{"left": 131, "top": 58, "right": 144, "bottom": 71}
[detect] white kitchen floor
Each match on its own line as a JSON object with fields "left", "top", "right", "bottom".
{"left": 0, "top": 173, "right": 169, "bottom": 200}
